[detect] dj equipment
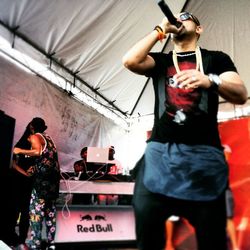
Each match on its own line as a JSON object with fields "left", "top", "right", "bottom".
{"left": 87, "top": 147, "right": 109, "bottom": 163}
{"left": 59, "top": 179, "right": 134, "bottom": 195}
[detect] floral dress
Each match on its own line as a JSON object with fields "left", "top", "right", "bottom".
{"left": 29, "top": 133, "right": 60, "bottom": 249}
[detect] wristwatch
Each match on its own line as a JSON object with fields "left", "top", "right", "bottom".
{"left": 208, "top": 74, "right": 222, "bottom": 89}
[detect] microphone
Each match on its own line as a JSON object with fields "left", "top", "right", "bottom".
{"left": 156, "top": 0, "right": 182, "bottom": 28}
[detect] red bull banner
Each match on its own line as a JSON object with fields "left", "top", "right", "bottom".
{"left": 55, "top": 205, "right": 135, "bottom": 244}
{"left": 219, "top": 117, "right": 250, "bottom": 250}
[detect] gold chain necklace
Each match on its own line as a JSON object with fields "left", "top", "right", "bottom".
{"left": 176, "top": 52, "right": 196, "bottom": 57}
{"left": 172, "top": 46, "right": 204, "bottom": 74}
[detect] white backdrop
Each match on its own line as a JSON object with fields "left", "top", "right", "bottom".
{"left": 0, "top": 55, "right": 146, "bottom": 172}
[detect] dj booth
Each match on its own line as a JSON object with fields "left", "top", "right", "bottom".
{"left": 55, "top": 176, "right": 136, "bottom": 248}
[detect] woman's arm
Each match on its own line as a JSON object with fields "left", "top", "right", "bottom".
{"left": 13, "top": 134, "right": 43, "bottom": 156}
{"left": 12, "top": 160, "right": 29, "bottom": 177}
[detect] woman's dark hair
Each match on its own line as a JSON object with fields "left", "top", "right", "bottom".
{"left": 30, "top": 117, "right": 47, "bottom": 133}
{"left": 15, "top": 125, "right": 31, "bottom": 149}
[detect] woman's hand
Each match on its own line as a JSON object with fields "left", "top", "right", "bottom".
{"left": 13, "top": 147, "right": 22, "bottom": 155}
{"left": 26, "top": 166, "right": 35, "bottom": 176}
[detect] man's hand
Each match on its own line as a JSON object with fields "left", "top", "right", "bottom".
{"left": 174, "top": 69, "right": 211, "bottom": 89}
{"left": 160, "top": 17, "right": 183, "bottom": 34}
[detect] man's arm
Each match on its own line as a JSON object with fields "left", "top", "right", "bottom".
{"left": 122, "top": 31, "right": 157, "bottom": 75}
{"left": 175, "top": 69, "right": 248, "bottom": 105}
{"left": 122, "top": 18, "right": 181, "bottom": 75}
{"left": 217, "top": 71, "right": 248, "bottom": 105}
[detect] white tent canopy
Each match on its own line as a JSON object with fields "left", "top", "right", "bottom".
{"left": 1, "top": 0, "right": 249, "bottom": 120}
{"left": 0, "top": 0, "right": 250, "bottom": 171}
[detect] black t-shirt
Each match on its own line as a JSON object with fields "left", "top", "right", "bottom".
{"left": 146, "top": 48, "right": 237, "bottom": 148}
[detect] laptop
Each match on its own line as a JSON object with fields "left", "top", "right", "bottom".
{"left": 86, "top": 147, "right": 109, "bottom": 163}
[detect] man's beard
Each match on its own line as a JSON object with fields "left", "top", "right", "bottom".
{"left": 172, "top": 29, "right": 193, "bottom": 42}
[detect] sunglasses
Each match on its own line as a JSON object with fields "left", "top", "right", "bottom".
{"left": 179, "top": 12, "right": 200, "bottom": 26}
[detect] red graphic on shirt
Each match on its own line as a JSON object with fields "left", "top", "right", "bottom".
{"left": 165, "top": 62, "right": 202, "bottom": 114}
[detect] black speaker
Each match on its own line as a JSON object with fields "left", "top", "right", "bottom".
{"left": 0, "top": 110, "right": 15, "bottom": 243}
{"left": 0, "top": 110, "right": 15, "bottom": 175}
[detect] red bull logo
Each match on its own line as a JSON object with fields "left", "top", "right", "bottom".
{"left": 77, "top": 224, "right": 113, "bottom": 232}
{"left": 77, "top": 213, "right": 112, "bottom": 233}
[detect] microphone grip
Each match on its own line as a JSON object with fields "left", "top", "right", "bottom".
{"left": 157, "top": 0, "right": 182, "bottom": 28}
